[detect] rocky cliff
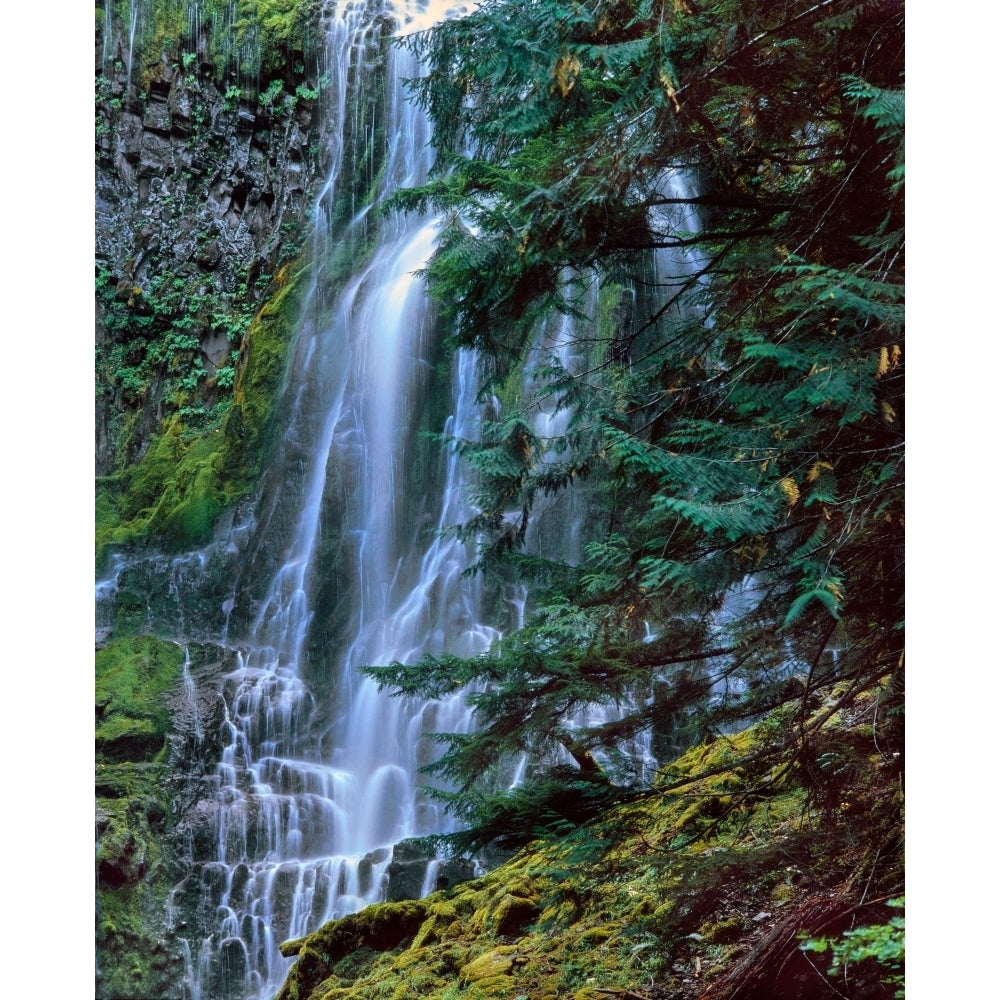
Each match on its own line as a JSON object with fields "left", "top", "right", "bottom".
{"left": 95, "top": 1, "right": 341, "bottom": 566}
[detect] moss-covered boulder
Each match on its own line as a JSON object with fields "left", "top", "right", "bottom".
{"left": 96, "top": 635, "right": 184, "bottom": 761}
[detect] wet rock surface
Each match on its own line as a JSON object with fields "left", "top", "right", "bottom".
{"left": 95, "top": 636, "right": 239, "bottom": 1000}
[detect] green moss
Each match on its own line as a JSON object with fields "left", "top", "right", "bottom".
{"left": 459, "top": 945, "right": 519, "bottom": 983}
{"left": 698, "top": 915, "right": 745, "bottom": 944}
{"left": 281, "top": 899, "right": 429, "bottom": 962}
{"left": 96, "top": 636, "right": 181, "bottom": 998}
{"left": 96, "top": 789, "right": 178, "bottom": 997}
{"left": 223, "top": 262, "right": 307, "bottom": 482}
{"left": 96, "top": 635, "right": 184, "bottom": 760}
{"left": 576, "top": 924, "right": 619, "bottom": 945}
{"left": 489, "top": 893, "right": 539, "bottom": 936}
{"left": 97, "top": 262, "right": 308, "bottom": 565}
{"left": 95, "top": 485, "right": 122, "bottom": 563}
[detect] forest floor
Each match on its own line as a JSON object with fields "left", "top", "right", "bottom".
{"left": 276, "top": 684, "right": 904, "bottom": 1000}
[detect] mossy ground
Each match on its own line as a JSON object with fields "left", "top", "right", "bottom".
{"left": 276, "top": 688, "right": 903, "bottom": 1000}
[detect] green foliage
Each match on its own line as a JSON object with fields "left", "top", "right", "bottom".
{"left": 374, "top": 0, "right": 904, "bottom": 852}
{"left": 295, "top": 81, "right": 321, "bottom": 101}
{"left": 416, "top": 770, "right": 623, "bottom": 856}
{"left": 96, "top": 266, "right": 253, "bottom": 426}
{"left": 842, "top": 74, "right": 905, "bottom": 194}
{"left": 259, "top": 76, "right": 285, "bottom": 105}
{"left": 801, "top": 897, "right": 905, "bottom": 997}
{"left": 96, "top": 263, "right": 307, "bottom": 564}
{"left": 222, "top": 83, "right": 242, "bottom": 110}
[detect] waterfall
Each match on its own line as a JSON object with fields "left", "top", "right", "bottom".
{"left": 97, "top": 5, "right": 723, "bottom": 998}
{"left": 503, "top": 280, "right": 664, "bottom": 788}
{"left": 126, "top": 0, "right": 139, "bottom": 95}
{"left": 497, "top": 168, "right": 717, "bottom": 790}
{"left": 156, "top": 4, "right": 491, "bottom": 999}
{"left": 102, "top": 0, "right": 113, "bottom": 69}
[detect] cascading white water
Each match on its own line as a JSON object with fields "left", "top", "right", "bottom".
{"left": 126, "top": 0, "right": 139, "bottom": 95}
{"left": 165, "top": 5, "right": 492, "bottom": 999}
{"left": 497, "top": 168, "right": 718, "bottom": 789}
{"left": 506, "top": 282, "right": 664, "bottom": 788}
{"left": 102, "top": 0, "right": 113, "bottom": 69}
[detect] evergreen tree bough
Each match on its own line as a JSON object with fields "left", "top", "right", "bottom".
{"left": 367, "top": 0, "right": 904, "bottom": 854}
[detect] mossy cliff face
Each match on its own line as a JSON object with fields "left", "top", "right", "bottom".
{"left": 96, "top": 635, "right": 233, "bottom": 1000}
{"left": 95, "top": 2, "right": 400, "bottom": 571}
{"left": 95, "top": 0, "right": 329, "bottom": 565}
{"left": 96, "top": 260, "right": 309, "bottom": 564}
{"left": 275, "top": 689, "right": 903, "bottom": 1000}
{"left": 96, "top": 636, "right": 186, "bottom": 999}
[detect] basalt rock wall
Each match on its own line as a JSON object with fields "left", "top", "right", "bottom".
{"left": 95, "top": 4, "right": 328, "bottom": 479}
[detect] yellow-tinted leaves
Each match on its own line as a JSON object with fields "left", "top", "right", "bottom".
{"left": 779, "top": 477, "right": 800, "bottom": 507}
{"left": 553, "top": 53, "right": 581, "bottom": 98}
{"left": 660, "top": 70, "right": 681, "bottom": 112}
{"left": 876, "top": 343, "right": 902, "bottom": 378}
{"left": 876, "top": 346, "right": 889, "bottom": 377}
{"left": 734, "top": 535, "right": 768, "bottom": 566}
{"left": 806, "top": 460, "right": 834, "bottom": 483}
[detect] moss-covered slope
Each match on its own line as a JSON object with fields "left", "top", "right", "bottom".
{"left": 276, "top": 688, "right": 904, "bottom": 1000}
